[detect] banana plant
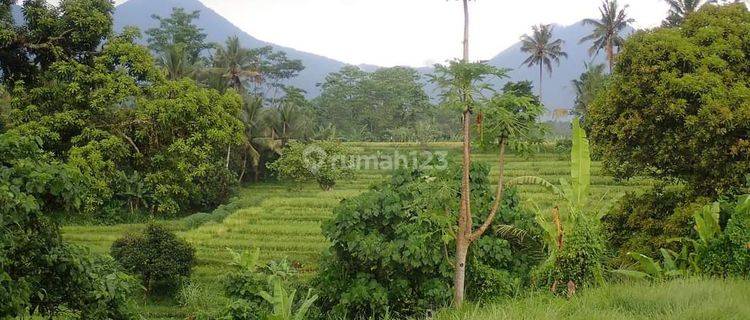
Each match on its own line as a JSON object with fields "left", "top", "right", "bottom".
{"left": 227, "top": 247, "right": 261, "bottom": 272}
{"left": 259, "top": 277, "right": 318, "bottom": 320}
{"left": 611, "top": 249, "right": 690, "bottom": 280}
{"left": 506, "top": 118, "right": 613, "bottom": 221}
{"left": 694, "top": 202, "right": 722, "bottom": 243}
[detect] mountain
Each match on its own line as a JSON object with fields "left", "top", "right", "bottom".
{"left": 13, "top": 0, "right": 628, "bottom": 109}
{"left": 485, "top": 21, "right": 631, "bottom": 110}
{"left": 113, "top": 0, "right": 347, "bottom": 97}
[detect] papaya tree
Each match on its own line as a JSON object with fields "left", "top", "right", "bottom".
{"left": 432, "top": 0, "right": 545, "bottom": 306}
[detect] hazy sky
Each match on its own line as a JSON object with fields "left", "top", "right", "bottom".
{"left": 64, "top": 0, "right": 744, "bottom": 67}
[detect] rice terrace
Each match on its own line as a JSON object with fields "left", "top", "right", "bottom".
{"left": 1, "top": 0, "right": 749, "bottom": 319}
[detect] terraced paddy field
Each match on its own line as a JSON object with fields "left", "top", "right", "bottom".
{"left": 62, "top": 142, "right": 653, "bottom": 318}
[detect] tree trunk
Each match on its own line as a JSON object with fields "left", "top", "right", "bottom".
{"left": 455, "top": 110, "right": 473, "bottom": 307}
{"left": 239, "top": 154, "right": 248, "bottom": 182}
{"left": 462, "top": 0, "right": 469, "bottom": 63}
{"left": 539, "top": 64, "right": 543, "bottom": 102}
{"left": 454, "top": 233, "right": 469, "bottom": 307}
{"left": 606, "top": 39, "right": 614, "bottom": 72}
{"left": 454, "top": 0, "right": 472, "bottom": 308}
{"left": 226, "top": 145, "right": 231, "bottom": 169}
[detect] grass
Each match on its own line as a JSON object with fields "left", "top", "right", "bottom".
{"left": 62, "top": 142, "right": 654, "bottom": 319}
{"left": 436, "top": 278, "right": 750, "bottom": 320}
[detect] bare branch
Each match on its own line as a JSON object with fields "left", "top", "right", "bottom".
{"left": 470, "top": 137, "right": 507, "bottom": 242}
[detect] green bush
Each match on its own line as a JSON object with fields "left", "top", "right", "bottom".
{"left": 314, "top": 164, "right": 541, "bottom": 318}
{"left": 696, "top": 195, "right": 750, "bottom": 277}
{"left": 110, "top": 224, "right": 196, "bottom": 296}
{"left": 1, "top": 133, "right": 137, "bottom": 318}
{"left": 220, "top": 248, "right": 313, "bottom": 320}
{"left": 588, "top": 4, "right": 750, "bottom": 196}
{"left": 551, "top": 216, "right": 607, "bottom": 290}
{"left": 602, "top": 186, "right": 706, "bottom": 265}
{"left": 268, "top": 140, "right": 354, "bottom": 190}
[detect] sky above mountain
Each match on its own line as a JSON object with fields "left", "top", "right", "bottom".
{"left": 95, "top": 0, "right": 674, "bottom": 67}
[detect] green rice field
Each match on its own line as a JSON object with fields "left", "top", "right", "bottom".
{"left": 62, "top": 142, "right": 653, "bottom": 319}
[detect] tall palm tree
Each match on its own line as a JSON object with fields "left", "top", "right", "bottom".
{"left": 520, "top": 24, "right": 568, "bottom": 102}
{"left": 663, "top": 0, "right": 705, "bottom": 26}
{"left": 212, "top": 36, "right": 261, "bottom": 91}
{"left": 580, "top": 0, "right": 634, "bottom": 71}
{"left": 158, "top": 44, "right": 198, "bottom": 80}
{"left": 571, "top": 62, "right": 607, "bottom": 119}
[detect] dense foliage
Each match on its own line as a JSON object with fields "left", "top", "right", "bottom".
{"left": 603, "top": 186, "right": 705, "bottom": 265}
{"left": 111, "top": 224, "right": 196, "bottom": 296}
{"left": 314, "top": 66, "right": 451, "bottom": 141}
{"left": 0, "top": 133, "right": 136, "bottom": 318}
{"left": 268, "top": 140, "right": 354, "bottom": 190}
{"left": 588, "top": 4, "right": 750, "bottom": 196}
{"left": 693, "top": 195, "right": 750, "bottom": 277}
{"left": 314, "top": 164, "right": 541, "bottom": 318}
{"left": 1, "top": 1, "right": 244, "bottom": 219}
{"left": 221, "top": 248, "right": 317, "bottom": 320}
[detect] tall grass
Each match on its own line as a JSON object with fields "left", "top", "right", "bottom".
{"left": 436, "top": 278, "right": 750, "bottom": 320}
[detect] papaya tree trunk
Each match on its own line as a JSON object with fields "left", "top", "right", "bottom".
{"left": 454, "top": 0, "right": 472, "bottom": 308}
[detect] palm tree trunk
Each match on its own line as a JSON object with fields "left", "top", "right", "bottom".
{"left": 455, "top": 0, "right": 472, "bottom": 308}
{"left": 606, "top": 39, "right": 614, "bottom": 72}
{"left": 539, "top": 63, "right": 543, "bottom": 102}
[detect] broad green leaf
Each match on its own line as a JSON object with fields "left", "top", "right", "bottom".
{"left": 627, "top": 252, "right": 662, "bottom": 278}
{"left": 570, "top": 118, "right": 590, "bottom": 208}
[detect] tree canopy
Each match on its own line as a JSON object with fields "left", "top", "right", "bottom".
{"left": 315, "top": 66, "right": 435, "bottom": 141}
{"left": 588, "top": 3, "right": 750, "bottom": 196}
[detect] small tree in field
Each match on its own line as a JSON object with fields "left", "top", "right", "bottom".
{"left": 431, "top": 0, "right": 543, "bottom": 306}
{"left": 268, "top": 141, "right": 353, "bottom": 191}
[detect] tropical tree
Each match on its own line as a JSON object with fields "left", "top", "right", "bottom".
{"left": 520, "top": 24, "right": 568, "bottom": 100}
{"left": 580, "top": 0, "right": 634, "bottom": 71}
{"left": 663, "top": 0, "right": 706, "bottom": 26}
{"left": 211, "top": 36, "right": 260, "bottom": 91}
{"left": 146, "top": 7, "right": 210, "bottom": 62}
{"left": 315, "top": 66, "right": 432, "bottom": 140}
{"left": 571, "top": 63, "right": 607, "bottom": 120}
{"left": 507, "top": 119, "right": 609, "bottom": 294}
{"left": 158, "top": 44, "right": 198, "bottom": 80}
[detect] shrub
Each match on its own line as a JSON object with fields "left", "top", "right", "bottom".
{"left": 267, "top": 140, "right": 354, "bottom": 190}
{"left": 110, "top": 224, "right": 196, "bottom": 296}
{"left": 602, "top": 186, "right": 707, "bottom": 265}
{"left": 551, "top": 216, "right": 607, "bottom": 290}
{"left": 220, "top": 248, "right": 312, "bottom": 320}
{"left": 696, "top": 195, "right": 750, "bottom": 277}
{"left": 554, "top": 138, "right": 572, "bottom": 160}
{"left": 314, "top": 164, "right": 541, "bottom": 318}
{"left": 178, "top": 282, "right": 225, "bottom": 320}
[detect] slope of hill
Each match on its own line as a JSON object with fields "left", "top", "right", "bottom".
{"left": 14, "top": 0, "right": 631, "bottom": 109}
{"left": 113, "top": 0, "right": 346, "bottom": 97}
{"left": 486, "top": 21, "right": 627, "bottom": 110}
